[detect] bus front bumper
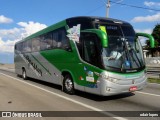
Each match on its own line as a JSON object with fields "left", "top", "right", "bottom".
{"left": 100, "top": 76, "right": 147, "bottom": 96}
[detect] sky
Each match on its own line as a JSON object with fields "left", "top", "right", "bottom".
{"left": 0, "top": 0, "right": 160, "bottom": 63}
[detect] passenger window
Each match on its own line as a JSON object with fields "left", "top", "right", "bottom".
{"left": 41, "top": 33, "right": 53, "bottom": 50}
{"left": 15, "top": 45, "right": 17, "bottom": 50}
{"left": 52, "top": 27, "right": 71, "bottom": 50}
{"left": 17, "top": 42, "right": 23, "bottom": 52}
{"left": 59, "top": 28, "right": 70, "bottom": 50}
{"left": 22, "top": 42, "right": 26, "bottom": 53}
{"left": 25, "top": 40, "right": 32, "bottom": 52}
{"left": 32, "top": 38, "right": 40, "bottom": 52}
{"left": 36, "top": 27, "right": 71, "bottom": 51}
{"left": 23, "top": 41, "right": 27, "bottom": 52}
{"left": 52, "top": 31, "right": 58, "bottom": 48}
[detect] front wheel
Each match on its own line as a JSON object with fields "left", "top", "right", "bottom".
{"left": 63, "top": 74, "right": 75, "bottom": 95}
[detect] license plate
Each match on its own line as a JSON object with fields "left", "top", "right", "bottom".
{"left": 129, "top": 86, "right": 137, "bottom": 91}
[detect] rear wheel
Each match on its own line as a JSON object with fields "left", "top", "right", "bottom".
{"left": 22, "top": 68, "right": 27, "bottom": 80}
{"left": 63, "top": 74, "right": 75, "bottom": 95}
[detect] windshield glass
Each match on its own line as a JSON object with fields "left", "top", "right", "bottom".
{"left": 99, "top": 24, "right": 145, "bottom": 73}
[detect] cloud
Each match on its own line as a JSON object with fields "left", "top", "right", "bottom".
{"left": 0, "top": 28, "right": 21, "bottom": 40}
{"left": 131, "top": 12, "right": 160, "bottom": 22}
{"left": 144, "top": 1, "right": 160, "bottom": 7}
{"left": 0, "top": 15, "right": 13, "bottom": 24}
{"left": 0, "top": 21, "right": 47, "bottom": 53}
{"left": 0, "top": 37, "right": 19, "bottom": 53}
{"left": 17, "top": 21, "right": 47, "bottom": 38}
{"left": 135, "top": 28, "right": 152, "bottom": 34}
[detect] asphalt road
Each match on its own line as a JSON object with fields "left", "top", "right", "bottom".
{"left": 0, "top": 69, "right": 159, "bottom": 120}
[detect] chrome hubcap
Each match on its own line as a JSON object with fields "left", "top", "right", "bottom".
{"left": 23, "top": 71, "right": 26, "bottom": 78}
{"left": 65, "top": 78, "right": 73, "bottom": 91}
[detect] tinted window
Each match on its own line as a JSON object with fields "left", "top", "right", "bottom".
{"left": 121, "top": 26, "right": 135, "bottom": 36}
{"left": 24, "top": 40, "right": 32, "bottom": 52}
{"left": 15, "top": 44, "right": 17, "bottom": 50}
{"left": 106, "top": 25, "right": 122, "bottom": 36}
{"left": 79, "top": 33, "right": 100, "bottom": 67}
{"left": 18, "top": 27, "right": 71, "bottom": 52}
{"left": 19, "top": 43, "right": 23, "bottom": 52}
{"left": 51, "top": 27, "right": 71, "bottom": 50}
{"left": 16, "top": 42, "right": 23, "bottom": 52}
{"left": 23, "top": 41, "right": 27, "bottom": 52}
{"left": 67, "top": 18, "right": 93, "bottom": 30}
{"left": 58, "top": 28, "right": 70, "bottom": 49}
{"left": 52, "top": 31, "right": 59, "bottom": 48}
{"left": 21, "top": 42, "right": 26, "bottom": 53}
{"left": 41, "top": 33, "right": 53, "bottom": 50}
{"left": 32, "top": 37, "right": 40, "bottom": 52}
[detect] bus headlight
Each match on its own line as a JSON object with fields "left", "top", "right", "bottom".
{"left": 100, "top": 73, "right": 109, "bottom": 79}
{"left": 107, "top": 77, "right": 118, "bottom": 83}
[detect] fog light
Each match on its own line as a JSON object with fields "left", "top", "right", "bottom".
{"left": 106, "top": 87, "right": 111, "bottom": 91}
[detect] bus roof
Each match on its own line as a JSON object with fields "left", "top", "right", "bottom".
{"left": 16, "top": 16, "right": 131, "bottom": 44}
{"left": 66, "top": 16, "right": 130, "bottom": 25}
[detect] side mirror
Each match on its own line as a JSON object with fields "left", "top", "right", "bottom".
{"left": 136, "top": 33, "right": 155, "bottom": 48}
{"left": 81, "top": 29, "right": 108, "bottom": 48}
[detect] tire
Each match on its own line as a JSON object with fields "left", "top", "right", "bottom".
{"left": 22, "top": 69, "right": 27, "bottom": 80}
{"left": 63, "top": 74, "right": 75, "bottom": 95}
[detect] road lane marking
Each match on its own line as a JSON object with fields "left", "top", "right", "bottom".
{"left": 136, "top": 91, "right": 160, "bottom": 97}
{"left": 148, "top": 83, "right": 160, "bottom": 86}
{"left": 0, "top": 72, "right": 127, "bottom": 120}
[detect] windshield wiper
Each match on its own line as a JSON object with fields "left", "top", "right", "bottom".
{"left": 123, "top": 38, "right": 142, "bottom": 67}
{"left": 121, "top": 38, "right": 142, "bottom": 69}
{"left": 130, "top": 48, "right": 142, "bottom": 67}
{"left": 121, "top": 38, "right": 132, "bottom": 69}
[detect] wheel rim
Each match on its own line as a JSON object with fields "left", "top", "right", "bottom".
{"left": 23, "top": 71, "right": 26, "bottom": 79}
{"left": 65, "top": 78, "right": 73, "bottom": 91}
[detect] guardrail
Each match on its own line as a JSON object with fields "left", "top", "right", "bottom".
{"left": 146, "top": 66, "right": 160, "bottom": 78}
{"left": 145, "top": 57, "right": 160, "bottom": 78}
{"left": 145, "top": 57, "right": 160, "bottom": 66}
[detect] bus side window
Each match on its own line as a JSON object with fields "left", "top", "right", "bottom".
{"left": 51, "top": 27, "right": 71, "bottom": 51}
{"left": 17, "top": 42, "right": 23, "bottom": 52}
{"left": 22, "top": 42, "right": 26, "bottom": 53}
{"left": 52, "top": 31, "right": 58, "bottom": 48}
{"left": 25, "top": 40, "right": 32, "bottom": 52}
{"left": 32, "top": 37, "right": 40, "bottom": 52}
{"left": 23, "top": 41, "right": 27, "bottom": 53}
{"left": 41, "top": 33, "right": 53, "bottom": 50}
{"left": 58, "top": 28, "right": 71, "bottom": 50}
{"left": 15, "top": 44, "right": 17, "bottom": 50}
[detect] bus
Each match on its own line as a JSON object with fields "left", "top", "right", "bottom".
{"left": 14, "top": 16, "right": 155, "bottom": 96}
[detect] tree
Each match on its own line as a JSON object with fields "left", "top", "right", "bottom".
{"left": 143, "top": 24, "right": 160, "bottom": 57}
{"left": 152, "top": 24, "right": 160, "bottom": 47}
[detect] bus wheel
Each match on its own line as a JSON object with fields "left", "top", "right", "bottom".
{"left": 63, "top": 74, "right": 75, "bottom": 95}
{"left": 22, "top": 68, "right": 27, "bottom": 80}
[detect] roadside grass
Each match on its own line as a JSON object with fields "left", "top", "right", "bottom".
{"left": 148, "top": 78, "right": 160, "bottom": 84}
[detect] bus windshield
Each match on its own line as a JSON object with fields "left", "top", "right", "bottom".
{"left": 99, "top": 24, "right": 145, "bottom": 73}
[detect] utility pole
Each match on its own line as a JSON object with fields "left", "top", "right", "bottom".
{"left": 106, "top": 0, "right": 110, "bottom": 18}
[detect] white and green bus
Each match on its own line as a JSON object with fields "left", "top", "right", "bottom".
{"left": 14, "top": 16, "right": 155, "bottom": 96}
